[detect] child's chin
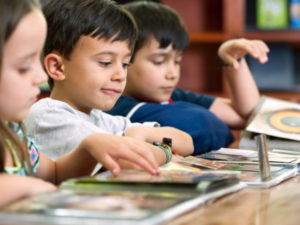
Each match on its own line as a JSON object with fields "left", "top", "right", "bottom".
{"left": 101, "top": 103, "right": 116, "bottom": 111}
{"left": 11, "top": 115, "right": 27, "bottom": 123}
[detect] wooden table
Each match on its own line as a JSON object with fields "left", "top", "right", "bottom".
{"left": 165, "top": 176, "right": 300, "bottom": 225}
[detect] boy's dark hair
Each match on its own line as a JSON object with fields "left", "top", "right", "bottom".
{"left": 124, "top": 1, "right": 189, "bottom": 61}
{"left": 43, "top": 0, "right": 138, "bottom": 89}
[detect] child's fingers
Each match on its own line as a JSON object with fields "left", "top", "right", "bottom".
{"left": 121, "top": 135, "right": 158, "bottom": 166}
{"left": 120, "top": 138, "right": 159, "bottom": 169}
{"left": 251, "top": 41, "right": 269, "bottom": 63}
{"left": 239, "top": 40, "right": 267, "bottom": 63}
{"left": 240, "top": 42, "right": 259, "bottom": 58}
{"left": 118, "top": 145, "right": 160, "bottom": 175}
{"left": 113, "top": 137, "right": 159, "bottom": 175}
{"left": 129, "top": 152, "right": 160, "bottom": 175}
{"left": 99, "top": 155, "right": 121, "bottom": 176}
{"left": 131, "top": 142, "right": 159, "bottom": 169}
{"left": 220, "top": 39, "right": 269, "bottom": 67}
{"left": 100, "top": 147, "right": 159, "bottom": 176}
{"left": 250, "top": 45, "right": 266, "bottom": 63}
{"left": 257, "top": 40, "right": 270, "bottom": 52}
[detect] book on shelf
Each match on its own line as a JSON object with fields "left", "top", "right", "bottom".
{"left": 290, "top": 0, "right": 300, "bottom": 29}
{"left": 240, "top": 96, "right": 300, "bottom": 152}
{"left": 256, "top": 0, "right": 289, "bottom": 30}
{"left": 169, "top": 154, "right": 297, "bottom": 188}
{"left": 0, "top": 169, "right": 244, "bottom": 225}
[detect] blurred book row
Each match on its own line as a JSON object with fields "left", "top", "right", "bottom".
{"left": 246, "top": 43, "right": 300, "bottom": 91}
{"left": 247, "top": 0, "right": 300, "bottom": 30}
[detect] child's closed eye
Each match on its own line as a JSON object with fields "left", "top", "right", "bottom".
{"left": 98, "top": 61, "right": 112, "bottom": 67}
{"left": 122, "top": 63, "right": 130, "bottom": 69}
{"left": 18, "top": 67, "right": 31, "bottom": 74}
{"left": 152, "top": 60, "right": 164, "bottom": 65}
{"left": 174, "top": 60, "right": 181, "bottom": 65}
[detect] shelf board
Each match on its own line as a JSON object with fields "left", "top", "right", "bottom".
{"left": 190, "top": 30, "right": 300, "bottom": 43}
{"left": 243, "top": 31, "right": 300, "bottom": 43}
{"left": 189, "top": 32, "right": 230, "bottom": 43}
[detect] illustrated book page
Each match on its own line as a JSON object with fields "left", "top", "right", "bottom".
{"left": 246, "top": 96, "right": 300, "bottom": 141}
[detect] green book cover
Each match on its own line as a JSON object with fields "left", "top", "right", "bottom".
{"left": 257, "top": 0, "right": 288, "bottom": 29}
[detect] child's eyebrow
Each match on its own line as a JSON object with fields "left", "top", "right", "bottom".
{"left": 150, "top": 51, "right": 183, "bottom": 57}
{"left": 149, "top": 53, "right": 169, "bottom": 57}
{"left": 16, "top": 51, "right": 37, "bottom": 62}
{"left": 93, "top": 51, "right": 132, "bottom": 57}
{"left": 177, "top": 52, "right": 184, "bottom": 57}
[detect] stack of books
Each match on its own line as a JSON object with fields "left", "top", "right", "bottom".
{"left": 0, "top": 170, "right": 244, "bottom": 225}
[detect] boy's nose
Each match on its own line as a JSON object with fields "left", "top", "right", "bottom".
{"left": 165, "top": 64, "right": 178, "bottom": 80}
{"left": 111, "top": 65, "right": 126, "bottom": 82}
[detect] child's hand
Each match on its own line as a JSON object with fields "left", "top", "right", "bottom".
{"left": 81, "top": 134, "right": 160, "bottom": 176}
{"left": 218, "top": 38, "right": 269, "bottom": 69}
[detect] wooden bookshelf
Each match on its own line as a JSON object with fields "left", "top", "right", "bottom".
{"left": 161, "top": 0, "right": 300, "bottom": 94}
{"left": 189, "top": 32, "right": 229, "bottom": 43}
{"left": 244, "top": 31, "right": 300, "bottom": 43}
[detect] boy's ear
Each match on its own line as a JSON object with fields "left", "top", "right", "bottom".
{"left": 44, "top": 52, "right": 66, "bottom": 81}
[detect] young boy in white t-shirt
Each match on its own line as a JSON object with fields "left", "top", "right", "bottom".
{"left": 24, "top": 0, "right": 193, "bottom": 169}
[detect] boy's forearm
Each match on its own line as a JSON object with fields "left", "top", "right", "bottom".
{"left": 222, "top": 58, "right": 260, "bottom": 118}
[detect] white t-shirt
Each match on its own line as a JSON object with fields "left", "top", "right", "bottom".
{"left": 24, "top": 98, "right": 157, "bottom": 160}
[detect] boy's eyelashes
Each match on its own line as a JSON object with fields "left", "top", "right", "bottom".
{"left": 17, "top": 57, "right": 36, "bottom": 74}
{"left": 152, "top": 60, "right": 164, "bottom": 65}
{"left": 175, "top": 60, "right": 181, "bottom": 65}
{"left": 151, "top": 60, "right": 182, "bottom": 66}
{"left": 122, "top": 62, "right": 131, "bottom": 69}
{"left": 98, "top": 61, "right": 112, "bottom": 67}
{"left": 98, "top": 61, "right": 131, "bottom": 69}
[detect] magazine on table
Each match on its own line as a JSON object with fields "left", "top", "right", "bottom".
{"left": 200, "top": 148, "right": 300, "bottom": 164}
{"left": 0, "top": 169, "right": 244, "bottom": 225}
{"left": 239, "top": 130, "right": 300, "bottom": 152}
{"left": 169, "top": 155, "right": 298, "bottom": 188}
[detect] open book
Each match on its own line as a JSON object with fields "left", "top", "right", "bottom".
{"left": 0, "top": 170, "right": 244, "bottom": 225}
{"left": 168, "top": 153, "right": 298, "bottom": 188}
{"left": 200, "top": 148, "right": 300, "bottom": 165}
{"left": 241, "top": 96, "right": 300, "bottom": 150}
{"left": 239, "top": 130, "right": 300, "bottom": 152}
